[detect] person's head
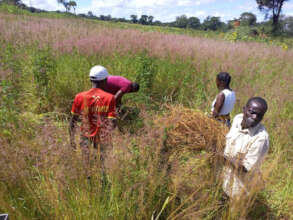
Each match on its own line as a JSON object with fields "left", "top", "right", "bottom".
{"left": 131, "top": 82, "right": 140, "bottom": 92}
{"left": 89, "top": 65, "right": 109, "bottom": 89}
{"left": 241, "top": 97, "right": 268, "bottom": 129}
{"left": 216, "top": 72, "right": 231, "bottom": 90}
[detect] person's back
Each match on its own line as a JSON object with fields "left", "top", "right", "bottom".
{"left": 105, "top": 76, "right": 132, "bottom": 95}
{"left": 72, "top": 88, "right": 116, "bottom": 137}
{"left": 212, "top": 89, "right": 236, "bottom": 116}
{"left": 104, "top": 75, "right": 139, "bottom": 108}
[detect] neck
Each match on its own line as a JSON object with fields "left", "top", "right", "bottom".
{"left": 92, "top": 83, "right": 103, "bottom": 89}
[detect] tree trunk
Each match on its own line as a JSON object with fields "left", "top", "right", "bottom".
{"left": 272, "top": 0, "right": 285, "bottom": 33}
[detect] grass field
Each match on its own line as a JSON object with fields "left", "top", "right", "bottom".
{"left": 0, "top": 5, "right": 293, "bottom": 219}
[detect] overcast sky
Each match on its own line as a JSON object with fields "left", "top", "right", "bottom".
{"left": 21, "top": 0, "right": 293, "bottom": 22}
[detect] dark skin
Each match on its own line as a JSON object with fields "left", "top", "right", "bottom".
{"left": 221, "top": 100, "right": 267, "bottom": 172}
{"left": 114, "top": 83, "right": 138, "bottom": 108}
{"left": 69, "top": 79, "right": 116, "bottom": 149}
{"left": 212, "top": 79, "right": 231, "bottom": 117}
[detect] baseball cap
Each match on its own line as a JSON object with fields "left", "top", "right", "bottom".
{"left": 89, "top": 65, "right": 109, "bottom": 81}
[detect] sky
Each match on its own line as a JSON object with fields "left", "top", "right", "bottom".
{"left": 21, "top": 0, "right": 293, "bottom": 23}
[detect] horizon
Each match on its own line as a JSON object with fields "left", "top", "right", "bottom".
{"left": 20, "top": 0, "right": 293, "bottom": 23}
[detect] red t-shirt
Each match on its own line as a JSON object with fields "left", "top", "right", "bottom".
{"left": 104, "top": 76, "right": 132, "bottom": 94}
{"left": 71, "top": 88, "right": 116, "bottom": 137}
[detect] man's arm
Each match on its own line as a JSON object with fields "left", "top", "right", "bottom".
{"left": 114, "top": 89, "right": 124, "bottom": 108}
{"left": 223, "top": 154, "right": 248, "bottom": 172}
{"left": 212, "top": 93, "right": 225, "bottom": 117}
{"left": 69, "top": 114, "right": 79, "bottom": 149}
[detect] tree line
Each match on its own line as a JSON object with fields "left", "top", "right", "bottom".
{"left": 1, "top": 0, "right": 292, "bottom": 36}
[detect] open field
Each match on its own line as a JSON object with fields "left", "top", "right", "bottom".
{"left": 0, "top": 8, "right": 293, "bottom": 219}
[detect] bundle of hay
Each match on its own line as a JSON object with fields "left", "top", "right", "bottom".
{"left": 153, "top": 106, "right": 229, "bottom": 211}
{"left": 155, "top": 105, "right": 228, "bottom": 154}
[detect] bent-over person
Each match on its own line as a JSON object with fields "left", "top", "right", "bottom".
{"left": 104, "top": 75, "right": 139, "bottom": 108}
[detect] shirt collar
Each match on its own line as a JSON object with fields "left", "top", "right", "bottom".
{"left": 239, "top": 120, "right": 261, "bottom": 136}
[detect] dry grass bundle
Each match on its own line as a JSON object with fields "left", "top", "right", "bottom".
{"left": 155, "top": 105, "right": 228, "bottom": 154}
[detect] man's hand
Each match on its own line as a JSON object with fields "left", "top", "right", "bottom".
{"left": 223, "top": 154, "right": 247, "bottom": 172}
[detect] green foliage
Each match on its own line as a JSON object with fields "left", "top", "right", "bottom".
{"left": 202, "top": 16, "right": 225, "bottom": 31}
{"left": 0, "top": 80, "right": 19, "bottom": 139}
{"left": 187, "top": 17, "right": 201, "bottom": 29}
{"left": 256, "top": 0, "right": 289, "bottom": 33}
{"left": 239, "top": 12, "right": 257, "bottom": 26}
{"left": 175, "top": 15, "right": 189, "bottom": 28}
{"left": 32, "top": 48, "right": 57, "bottom": 112}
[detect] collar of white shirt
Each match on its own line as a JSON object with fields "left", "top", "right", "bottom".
{"left": 234, "top": 114, "right": 262, "bottom": 136}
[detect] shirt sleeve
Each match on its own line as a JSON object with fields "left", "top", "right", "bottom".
{"left": 242, "top": 137, "right": 269, "bottom": 171}
{"left": 71, "top": 95, "right": 82, "bottom": 115}
{"left": 107, "top": 96, "right": 116, "bottom": 119}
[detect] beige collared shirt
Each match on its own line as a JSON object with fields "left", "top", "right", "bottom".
{"left": 222, "top": 113, "right": 269, "bottom": 198}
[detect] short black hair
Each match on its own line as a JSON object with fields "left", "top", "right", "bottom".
{"left": 132, "top": 82, "right": 139, "bottom": 92}
{"left": 247, "top": 97, "right": 268, "bottom": 113}
{"left": 217, "top": 72, "right": 231, "bottom": 86}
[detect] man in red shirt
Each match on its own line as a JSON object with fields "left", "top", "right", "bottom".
{"left": 69, "top": 65, "right": 116, "bottom": 171}
{"left": 104, "top": 75, "right": 139, "bottom": 108}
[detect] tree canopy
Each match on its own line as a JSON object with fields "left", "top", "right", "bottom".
{"left": 202, "top": 16, "right": 223, "bottom": 31}
{"left": 240, "top": 12, "right": 257, "bottom": 26}
{"left": 256, "top": 0, "right": 289, "bottom": 32}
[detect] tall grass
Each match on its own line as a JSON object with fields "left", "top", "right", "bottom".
{"left": 0, "top": 9, "right": 292, "bottom": 219}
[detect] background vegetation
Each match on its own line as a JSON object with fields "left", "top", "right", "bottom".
{"left": 0, "top": 4, "right": 292, "bottom": 219}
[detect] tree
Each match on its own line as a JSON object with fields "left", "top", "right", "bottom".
{"left": 239, "top": 12, "right": 257, "bottom": 26}
{"left": 68, "top": 1, "right": 76, "bottom": 14}
{"left": 147, "top": 15, "right": 154, "bottom": 25}
{"left": 57, "top": 0, "right": 69, "bottom": 12}
{"left": 1, "top": 0, "right": 21, "bottom": 5}
{"left": 57, "top": 0, "right": 76, "bottom": 13}
{"left": 130, "top": 15, "right": 138, "bottom": 23}
{"left": 139, "top": 15, "right": 148, "bottom": 25}
{"left": 202, "top": 16, "right": 223, "bottom": 31}
{"left": 187, "top": 17, "right": 201, "bottom": 29}
{"left": 175, "top": 15, "right": 189, "bottom": 28}
{"left": 256, "top": 0, "right": 289, "bottom": 32}
{"left": 88, "top": 11, "right": 93, "bottom": 17}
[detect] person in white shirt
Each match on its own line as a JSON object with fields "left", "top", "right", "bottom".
{"left": 211, "top": 72, "right": 236, "bottom": 127}
{"left": 222, "top": 97, "right": 269, "bottom": 200}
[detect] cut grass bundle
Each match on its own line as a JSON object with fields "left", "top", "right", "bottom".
{"left": 155, "top": 105, "right": 228, "bottom": 154}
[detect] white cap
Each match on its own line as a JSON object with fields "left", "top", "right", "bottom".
{"left": 89, "top": 65, "right": 109, "bottom": 81}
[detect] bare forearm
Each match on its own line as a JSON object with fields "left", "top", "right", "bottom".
{"left": 213, "top": 93, "right": 225, "bottom": 117}
{"left": 115, "top": 90, "right": 124, "bottom": 105}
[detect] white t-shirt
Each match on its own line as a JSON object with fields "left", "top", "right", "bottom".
{"left": 211, "top": 89, "right": 236, "bottom": 115}
{"left": 222, "top": 114, "right": 269, "bottom": 198}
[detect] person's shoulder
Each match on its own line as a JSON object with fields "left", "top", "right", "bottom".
{"left": 256, "top": 124, "right": 269, "bottom": 139}
{"left": 74, "top": 90, "right": 87, "bottom": 99}
{"left": 100, "top": 89, "right": 115, "bottom": 99}
{"left": 109, "top": 75, "right": 126, "bottom": 80}
{"left": 223, "top": 89, "right": 236, "bottom": 96}
{"left": 233, "top": 113, "right": 243, "bottom": 121}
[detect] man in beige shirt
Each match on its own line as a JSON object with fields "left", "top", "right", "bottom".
{"left": 222, "top": 97, "right": 269, "bottom": 199}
